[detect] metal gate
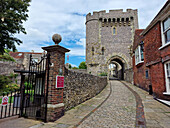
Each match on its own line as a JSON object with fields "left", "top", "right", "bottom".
{"left": 0, "top": 53, "right": 50, "bottom": 122}
{"left": 20, "top": 54, "right": 50, "bottom": 122}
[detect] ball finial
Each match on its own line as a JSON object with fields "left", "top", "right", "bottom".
{"left": 52, "top": 34, "right": 62, "bottom": 44}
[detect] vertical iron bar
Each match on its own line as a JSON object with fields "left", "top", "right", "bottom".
{"left": 44, "top": 54, "right": 50, "bottom": 122}
{"left": 8, "top": 91, "right": 12, "bottom": 117}
{"left": 1, "top": 93, "right": 4, "bottom": 118}
{"left": 12, "top": 90, "right": 16, "bottom": 116}
{"left": 4, "top": 93, "right": 8, "bottom": 118}
{"left": 19, "top": 74, "right": 25, "bottom": 117}
{"left": 15, "top": 90, "right": 19, "bottom": 115}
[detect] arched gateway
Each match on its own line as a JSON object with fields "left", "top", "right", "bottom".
{"left": 107, "top": 55, "right": 128, "bottom": 80}
{"left": 85, "top": 9, "right": 138, "bottom": 80}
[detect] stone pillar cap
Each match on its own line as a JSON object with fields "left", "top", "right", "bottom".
{"left": 42, "top": 44, "right": 70, "bottom": 53}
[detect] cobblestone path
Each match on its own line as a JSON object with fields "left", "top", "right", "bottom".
{"left": 78, "top": 80, "right": 136, "bottom": 128}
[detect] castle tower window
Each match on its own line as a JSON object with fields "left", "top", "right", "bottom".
{"left": 130, "top": 17, "right": 134, "bottom": 20}
{"left": 108, "top": 18, "right": 111, "bottom": 22}
{"left": 122, "top": 18, "right": 124, "bottom": 22}
{"left": 102, "top": 47, "right": 104, "bottom": 55}
{"left": 112, "top": 18, "right": 116, "bottom": 22}
{"left": 112, "top": 27, "right": 117, "bottom": 35}
{"left": 92, "top": 47, "right": 94, "bottom": 55}
{"left": 99, "top": 18, "right": 102, "bottom": 22}
{"left": 104, "top": 19, "right": 107, "bottom": 22}
{"left": 117, "top": 18, "right": 120, "bottom": 22}
{"left": 126, "top": 18, "right": 129, "bottom": 21}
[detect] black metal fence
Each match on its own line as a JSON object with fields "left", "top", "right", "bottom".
{"left": 0, "top": 89, "right": 21, "bottom": 119}
{"left": 0, "top": 54, "right": 50, "bottom": 122}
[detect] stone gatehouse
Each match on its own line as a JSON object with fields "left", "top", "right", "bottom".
{"left": 86, "top": 9, "right": 138, "bottom": 80}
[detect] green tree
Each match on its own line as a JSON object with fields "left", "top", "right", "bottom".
{"left": 69, "top": 64, "right": 72, "bottom": 69}
{"left": 0, "top": 49, "right": 15, "bottom": 61}
{"left": 0, "top": 0, "right": 31, "bottom": 54}
{"left": 72, "top": 67, "right": 78, "bottom": 69}
{"left": 78, "top": 61, "right": 87, "bottom": 69}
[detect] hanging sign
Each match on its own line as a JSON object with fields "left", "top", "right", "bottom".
{"left": 56, "top": 75, "right": 64, "bottom": 88}
{"left": 1, "top": 96, "right": 9, "bottom": 106}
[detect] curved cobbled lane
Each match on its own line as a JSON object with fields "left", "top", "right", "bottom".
{"left": 78, "top": 80, "right": 136, "bottom": 128}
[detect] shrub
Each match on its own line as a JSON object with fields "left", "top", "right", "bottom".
{"left": 0, "top": 75, "right": 12, "bottom": 89}
{"left": 99, "top": 72, "right": 107, "bottom": 76}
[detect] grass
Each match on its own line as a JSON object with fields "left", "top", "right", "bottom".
{"left": 0, "top": 90, "right": 35, "bottom": 104}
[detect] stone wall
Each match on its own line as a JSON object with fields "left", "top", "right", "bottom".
{"left": 64, "top": 67, "right": 107, "bottom": 110}
{"left": 0, "top": 61, "right": 24, "bottom": 75}
{"left": 124, "top": 68, "right": 133, "bottom": 83}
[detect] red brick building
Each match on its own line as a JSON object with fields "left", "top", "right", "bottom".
{"left": 133, "top": 1, "right": 170, "bottom": 101}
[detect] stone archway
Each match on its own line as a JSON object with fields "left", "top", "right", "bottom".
{"left": 107, "top": 55, "right": 128, "bottom": 80}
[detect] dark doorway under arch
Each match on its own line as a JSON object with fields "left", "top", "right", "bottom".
{"left": 108, "top": 58, "right": 124, "bottom": 80}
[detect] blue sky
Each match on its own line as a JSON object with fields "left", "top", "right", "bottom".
{"left": 16, "top": 0, "right": 167, "bottom": 67}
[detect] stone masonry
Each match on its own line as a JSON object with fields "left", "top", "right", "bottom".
{"left": 64, "top": 67, "right": 107, "bottom": 111}
{"left": 86, "top": 9, "right": 139, "bottom": 78}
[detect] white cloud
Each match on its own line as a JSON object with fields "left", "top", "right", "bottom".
{"left": 76, "top": 38, "right": 86, "bottom": 48}
{"left": 68, "top": 47, "right": 85, "bottom": 56}
{"left": 69, "top": 63, "right": 78, "bottom": 67}
{"left": 15, "top": 0, "right": 167, "bottom": 54}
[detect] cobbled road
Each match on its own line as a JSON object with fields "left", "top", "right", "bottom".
{"left": 78, "top": 80, "right": 136, "bottom": 128}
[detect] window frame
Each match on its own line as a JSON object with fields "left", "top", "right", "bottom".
{"left": 145, "top": 69, "right": 149, "bottom": 79}
{"left": 160, "top": 17, "right": 170, "bottom": 48}
{"left": 112, "top": 26, "right": 117, "bottom": 35}
{"left": 92, "top": 47, "right": 94, "bottom": 56}
{"left": 101, "top": 47, "right": 104, "bottom": 55}
{"left": 163, "top": 61, "right": 170, "bottom": 95}
{"left": 135, "top": 42, "right": 144, "bottom": 65}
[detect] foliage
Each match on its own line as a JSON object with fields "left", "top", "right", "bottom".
{"left": 0, "top": 75, "right": 12, "bottom": 89}
{"left": 69, "top": 64, "right": 72, "bottom": 69}
{"left": 0, "top": 0, "right": 31, "bottom": 54}
{"left": 78, "top": 61, "right": 87, "bottom": 69}
{"left": 9, "top": 73, "right": 18, "bottom": 79}
{"left": 0, "top": 49, "right": 15, "bottom": 61}
{"left": 24, "top": 82, "right": 32, "bottom": 89}
{"left": 0, "top": 74, "right": 19, "bottom": 94}
{"left": 72, "top": 67, "right": 78, "bottom": 69}
{"left": 99, "top": 72, "right": 107, "bottom": 76}
{"left": 0, "top": 54, "right": 15, "bottom": 61}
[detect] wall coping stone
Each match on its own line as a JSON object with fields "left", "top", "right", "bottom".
{"left": 42, "top": 45, "right": 70, "bottom": 53}
{"left": 47, "top": 103, "right": 64, "bottom": 109}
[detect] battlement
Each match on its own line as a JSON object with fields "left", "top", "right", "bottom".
{"left": 86, "top": 9, "right": 138, "bottom": 23}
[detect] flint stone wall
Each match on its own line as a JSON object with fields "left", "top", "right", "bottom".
{"left": 64, "top": 67, "right": 107, "bottom": 111}
{"left": 0, "top": 61, "right": 24, "bottom": 75}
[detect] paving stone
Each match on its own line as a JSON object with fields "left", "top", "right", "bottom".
{"left": 78, "top": 81, "right": 136, "bottom": 128}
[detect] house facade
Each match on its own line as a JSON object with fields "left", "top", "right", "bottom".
{"left": 9, "top": 51, "right": 43, "bottom": 70}
{"left": 133, "top": 1, "right": 170, "bottom": 100}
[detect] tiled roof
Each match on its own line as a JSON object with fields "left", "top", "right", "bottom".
{"left": 9, "top": 52, "right": 42, "bottom": 59}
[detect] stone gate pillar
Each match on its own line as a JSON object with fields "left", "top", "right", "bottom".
{"left": 42, "top": 34, "right": 70, "bottom": 122}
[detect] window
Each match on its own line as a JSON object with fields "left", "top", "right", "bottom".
{"left": 102, "top": 47, "right": 104, "bottom": 55}
{"left": 164, "top": 61, "right": 170, "bottom": 94}
{"left": 32, "top": 58, "right": 38, "bottom": 62}
{"left": 112, "top": 27, "right": 117, "bottom": 35}
{"left": 145, "top": 70, "right": 149, "bottom": 79}
{"left": 135, "top": 41, "right": 144, "bottom": 65}
{"left": 162, "top": 17, "right": 170, "bottom": 45}
{"left": 18, "top": 53, "right": 22, "bottom": 56}
{"left": 92, "top": 47, "right": 94, "bottom": 55}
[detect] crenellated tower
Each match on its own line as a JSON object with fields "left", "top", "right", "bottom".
{"left": 86, "top": 9, "right": 138, "bottom": 79}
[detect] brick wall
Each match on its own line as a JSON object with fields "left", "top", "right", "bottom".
{"left": 133, "top": 22, "right": 170, "bottom": 100}
{"left": 144, "top": 22, "right": 170, "bottom": 100}
{"left": 64, "top": 67, "right": 108, "bottom": 110}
